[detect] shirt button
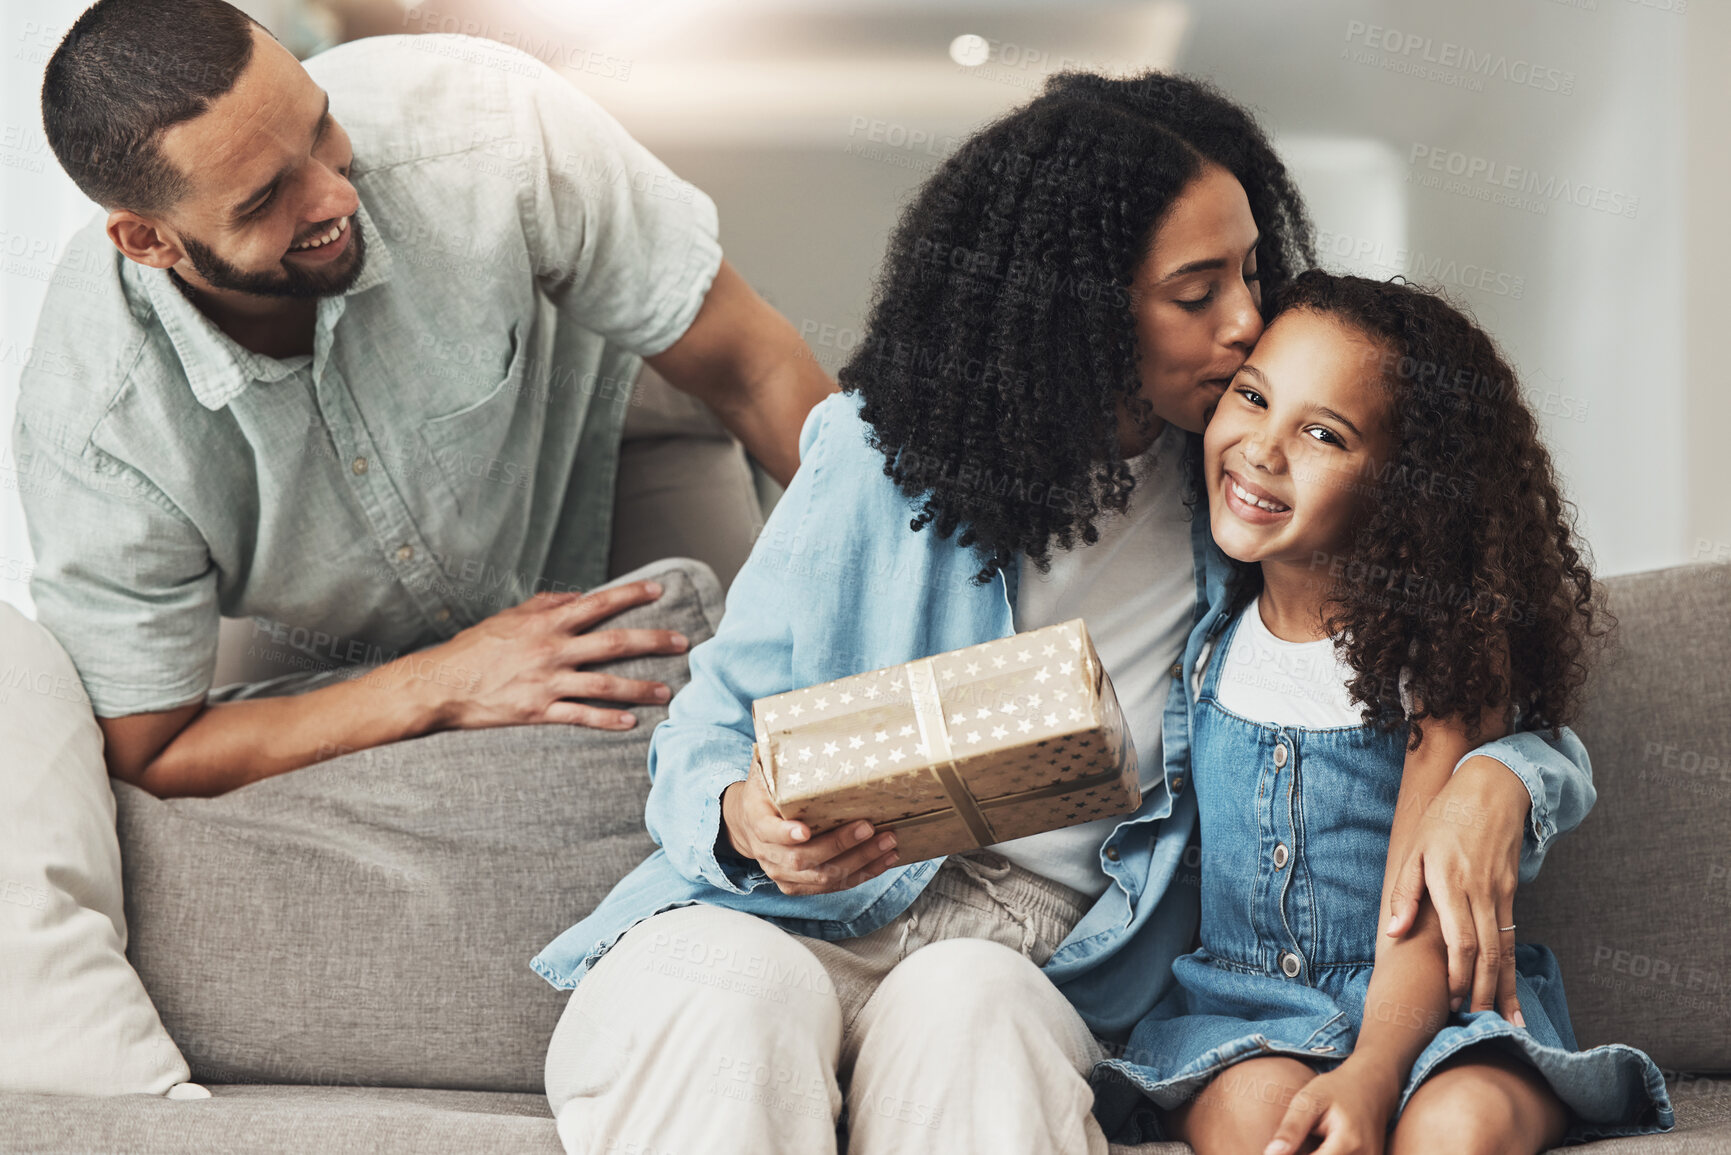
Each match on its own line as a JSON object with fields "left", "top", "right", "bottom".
{"left": 1279, "top": 951, "right": 1302, "bottom": 978}
{"left": 1104, "top": 845, "right": 1120, "bottom": 862}
{"left": 396, "top": 544, "right": 414, "bottom": 561}
{"left": 1273, "top": 743, "right": 1289, "bottom": 769}
{"left": 1273, "top": 842, "right": 1289, "bottom": 869}
{"left": 351, "top": 457, "right": 368, "bottom": 475}
{"left": 1169, "top": 662, "right": 1182, "bottom": 679}
{"left": 1169, "top": 775, "right": 1185, "bottom": 794}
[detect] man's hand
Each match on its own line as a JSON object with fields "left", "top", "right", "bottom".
{"left": 1383, "top": 754, "right": 1530, "bottom": 1025}
{"left": 719, "top": 746, "right": 899, "bottom": 894}
{"left": 430, "top": 582, "right": 691, "bottom": 731}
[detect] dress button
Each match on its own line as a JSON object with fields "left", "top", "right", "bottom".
{"left": 1273, "top": 743, "right": 1289, "bottom": 769}
{"left": 1273, "top": 842, "right": 1288, "bottom": 869}
{"left": 1280, "top": 951, "right": 1302, "bottom": 978}
{"left": 396, "top": 544, "right": 414, "bottom": 561}
{"left": 1104, "top": 845, "right": 1120, "bottom": 862}
{"left": 351, "top": 457, "right": 368, "bottom": 475}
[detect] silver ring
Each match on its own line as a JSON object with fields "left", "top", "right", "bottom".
{"left": 1499, "top": 924, "right": 1516, "bottom": 932}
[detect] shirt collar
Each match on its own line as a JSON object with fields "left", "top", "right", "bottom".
{"left": 138, "top": 197, "right": 394, "bottom": 411}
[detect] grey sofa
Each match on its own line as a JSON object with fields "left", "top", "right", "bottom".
{"left": 1, "top": 554, "right": 1726, "bottom": 1153}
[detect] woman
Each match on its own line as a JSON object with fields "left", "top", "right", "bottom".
{"left": 532, "top": 72, "right": 1594, "bottom": 1155}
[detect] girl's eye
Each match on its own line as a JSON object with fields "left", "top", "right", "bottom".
{"left": 1176, "top": 289, "right": 1215, "bottom": 313}
{"left": 1236, "top": 386, "right": 1266, "bottom": 408}
{"left": 1305, "top": 426, "right": 1344, "bottom": 448}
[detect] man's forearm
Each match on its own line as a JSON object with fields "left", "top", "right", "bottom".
{"left": 709, "top": 351, "right": 836, "bottom": 487}
{"left": 111, "top": 654, "right": 453, "bottom": 798}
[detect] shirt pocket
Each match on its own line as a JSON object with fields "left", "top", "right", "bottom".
{"left": 417, "top": 321, "right": 536, "bottom": 515}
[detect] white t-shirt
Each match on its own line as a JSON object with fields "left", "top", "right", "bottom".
{"left": 989, "top": 421, "right": 1195, "bottom": 899}
{"left": 1207, "top": 595, "right": 1411, "bottom": 728}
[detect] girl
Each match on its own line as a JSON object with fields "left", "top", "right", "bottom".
{"left": 1092, "top": 271, "right": 1673, "bottom": 1153}
{"left": 534, "top": 74, "right": 1597, "bottom": 1155}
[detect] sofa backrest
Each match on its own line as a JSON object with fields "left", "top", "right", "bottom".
{"left": 1515, "top": 561, "right": 1731, "bottom": 1074}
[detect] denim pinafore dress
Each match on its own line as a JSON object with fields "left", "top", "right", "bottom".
{"left": 1090, "top": 609, "right": 1674, "bottom": 1145}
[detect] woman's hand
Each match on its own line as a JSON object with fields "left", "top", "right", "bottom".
{"left": 1382, "top": 754, "right": 1530, "bottom": 1025}
{"left": 1263, "top": 1058, "right": 1400, "bottom": 1155}
{"left": 719, "top": 745, "right": 900, "bottom": 895}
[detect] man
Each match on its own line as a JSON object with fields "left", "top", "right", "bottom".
{"left": 16, "top": 0, "right": 836, "bottom": 797}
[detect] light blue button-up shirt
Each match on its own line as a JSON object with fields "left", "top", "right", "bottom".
{"left": 12, "top": 34, "right": 722, "bottom": 717}
{"left": 531, "top": 388, "right": 1596, "bottom": 1041}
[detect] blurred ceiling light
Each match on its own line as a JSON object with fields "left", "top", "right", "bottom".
{"left": 949, "top": 33, "right": 990, "bottom": 67}
{"left": 545, "top": 1, "right": 1192, "bottom": 146}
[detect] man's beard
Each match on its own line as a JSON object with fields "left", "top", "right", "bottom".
{"left": 178, "top": 219, "right": 368, "bottom": 299}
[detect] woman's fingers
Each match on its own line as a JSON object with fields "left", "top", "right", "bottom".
{"left": 1469, "top": 890, "right": 1507, "bottom": 1014}
{"left": 1428, "top": 873, "right": 1479, "bottom": 1012}
{"left": 1493, "top": 894, "right": 1525, "bottom": 1027}
{"left": 758, "top": 818, "right": 898, "bottom": 894}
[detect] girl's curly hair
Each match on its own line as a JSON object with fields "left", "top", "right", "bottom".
{"left": 837, "top": 71, "right": 1314, "bottom": 586}
{"left": 1219, "top": 271, "right": 1613, "bottom": 746}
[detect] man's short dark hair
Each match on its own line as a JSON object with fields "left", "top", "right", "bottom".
{"left": 41, "top": 0, "right": 269, "bottom": 212}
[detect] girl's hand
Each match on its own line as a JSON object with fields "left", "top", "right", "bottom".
{"left": 719, "top": 745, "right": 900, "bottom": 895}
{"left": 1382, "top": 755, "right": 1529, "bottom": 1025}
{"left": 1264, "top": 1059, "right": 1400, "bottom": 1155}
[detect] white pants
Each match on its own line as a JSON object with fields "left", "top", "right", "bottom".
{"left": 544, "top": 850, "right": 1111, "bottom": 1155}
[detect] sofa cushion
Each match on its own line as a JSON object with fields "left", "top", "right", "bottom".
{"left": 0, "top": 601, "right": 196, "bottom": 1096}
{"left": 1, "top": 1077, "right": 1729, "bottom": 1154}
{"left": 1516, "top": 561, "right": 1731, "bottom": 1073}
{"left": 114, "top": 557, "right": 723, "bottom": 1095}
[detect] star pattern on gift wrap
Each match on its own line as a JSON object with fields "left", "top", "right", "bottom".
{"left": 839, "top": 690, "right": 854, "bottom": 704}
{"left": 950, "top": 711, "right": 968, "bottom": 725}
{"left": 1016, "top": 649, "right": 1031, "bottom": 663}
{"left": 992, "top": 654, "right": 1008, "bottom": 669}
{"left": 965, "top": 731, "right": 981, "bottom": 744}
{"left": 864, "top": 754, "right": 879, "bottom": 769}
{"left": 813, "top": 696, "right": 829, "bottom": 710}
{"left": 797, "top": 746, "right": 814, "bottom": 761}
{"left": 849, "top": 735, "right": 865, "bottom": 749}
{"left": 1042, "top": 643, "right": 1057, "bottom": 657}
{"left": 964, "top": 661, "right": 980, "bottom": 676}
{"left": 822, "top": 741, "right": 839, "bottom": 757}
{"left": 1033, "top": 666, "right": 1050, "bottom": 684}
{"left": 788, "top": 701, "right": 805, "bottom": 717}
{"left": 874, "top": 729, "right": 890, "bottom": 744}
{"left": 863, "top": 683, "right": 880, "bottom": 700}
{"left": 940, "top": 668, "right": 955, "bottom": 682}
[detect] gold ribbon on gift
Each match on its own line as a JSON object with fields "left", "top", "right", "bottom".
{"left": 904, "top": 655, "right": 999, "bottom": 847}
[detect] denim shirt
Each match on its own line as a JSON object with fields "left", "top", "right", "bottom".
{"left": 530, "top": 388, "right": 1596, "bottom": 1040}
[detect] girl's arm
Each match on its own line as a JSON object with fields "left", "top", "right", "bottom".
{"left": 1264, "top": 708, "right": 1500, "bottom": 1155}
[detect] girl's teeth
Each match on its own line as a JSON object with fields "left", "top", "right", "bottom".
{"left": 1231, "top": 478, "right": 1289, "bottom": 513}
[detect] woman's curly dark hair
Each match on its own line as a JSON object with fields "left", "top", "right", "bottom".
{"left": 837, "top": 71, "right": 1314, "bottom": 586}
{"left": 1218, "top": 271, "right": 1613, "bottom": 747}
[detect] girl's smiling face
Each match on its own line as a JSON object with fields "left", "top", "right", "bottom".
{"left": 1204, "top": 308, "right": 1397, "bottom": 567}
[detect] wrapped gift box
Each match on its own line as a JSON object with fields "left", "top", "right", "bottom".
{"left": 749, "top": 617, "right": 1140, "bottom": 865}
